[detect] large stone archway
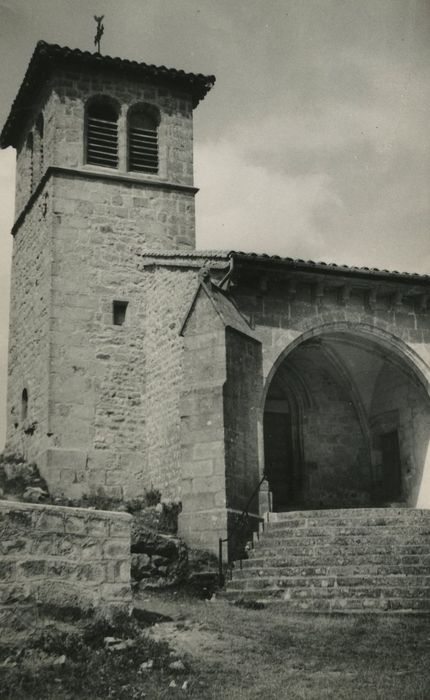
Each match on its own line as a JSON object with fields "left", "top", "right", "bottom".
{"left": 262, "top": 328, "right": 430, "bottom": 510}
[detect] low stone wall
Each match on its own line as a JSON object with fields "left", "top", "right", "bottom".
{"left": 0, "top": 500, "right": 132, "bottom": 630}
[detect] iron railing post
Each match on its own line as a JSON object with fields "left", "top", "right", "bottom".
{"left": 218, "top": 537, "right": 224, "bottom": 586}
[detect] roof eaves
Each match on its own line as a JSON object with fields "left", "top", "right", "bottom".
{"left": 229, "top": 251, "right": 430, "bottom": 286}
{"left": 1, "top": 41, "right": 215, "bottom": 148}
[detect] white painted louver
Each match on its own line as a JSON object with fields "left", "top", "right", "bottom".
{"left": 86, "top": 115, "right": 118, "bottom": 168}
{"left": 128, "top": 115, "right": 159, "bottom": 174}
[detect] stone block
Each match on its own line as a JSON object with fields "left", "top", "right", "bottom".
{"left": 182, "top": 492, "right": 215, "bottom": 511}
{"left": 0, "top": 583, "right": 33, "bottom": 605}
{"left": 99, "top": 583, "right": 132, "bottom": 602}
{"left": 103, "top": 539, "right": 130, "bottom": 559}
{"left": 182, "top": 459, "right": 214, "bottom": 479}
{"left": 64, "top": 515, "right": 87, "bottom": 535}
{"left": 42, "top": 448, "right": 88, "bottom": 473}
{"left": 0, "top": 537, "right": 29, "bottom": 556}
{"left": 106, "top": 560, "right": 131, "bottom": 584}
{"left": 0, "top": 561, "right": 16, "bottom": 582}
{"left": 191, "top": 475, "right": 225, "bottom": 495}
{"left": 85, "top": 515, "right": 109, "bottom": 537}
{"left": 31, "top": 533, "right": 57, "bottom": 557}
{"left": 109, "top": 515, "right": 132, "bottom": 538}
{"left": 34, "top": 510, "right": 65, "bottom": 533}
{"left": 16, "top": 560, "right": 46, "bottom": 579}
{"left": 192, "top": 441, "right": 224, "bottom": 460}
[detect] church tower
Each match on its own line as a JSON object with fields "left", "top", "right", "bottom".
{"left": 1, "top": 41, "right": 214, "bottom": 497}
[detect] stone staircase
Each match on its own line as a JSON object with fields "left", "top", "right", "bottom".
{"left": 223, "top": 508, "right": 430, "bottom": 613}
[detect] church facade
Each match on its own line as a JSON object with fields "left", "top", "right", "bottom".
{"left": 2, "top": 42, "right": 430, "bottom": 555}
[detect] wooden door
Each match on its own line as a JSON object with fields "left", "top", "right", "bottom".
{"left": 263, "top": 411, "right": 294, "bottom": 510}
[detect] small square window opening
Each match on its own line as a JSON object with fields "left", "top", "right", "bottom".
{"left": 113, "top": 301, "right": 128, "bottom": 326}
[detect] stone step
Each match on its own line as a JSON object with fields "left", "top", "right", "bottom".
{"left": 266, "top": 508, "right": 430, "bottom": 523}
{"left": 260, "top": 525, "right": 430, "bottom": 539}
{"left": 247, "top": 545, "right": 430, "bottom": 560}
{"left": 227, "top": 574, "right": 430, "bottom": 591}
{"left": 232, "top": 563, "right": 430, "bottom": 578}
{"left": 253, "top": 528, "right": 430, "bottom": 549}
{"left": 223, "top": 583, "right": 430, "bottom": 599}
{"left": 224, "top": 508, "right": 430, "bottom": 613}
{"left": 221, "top": 589, "right": 430, "bottom": 612}
{"left": 265, "top": 517, "right": 430, "bottom": 531}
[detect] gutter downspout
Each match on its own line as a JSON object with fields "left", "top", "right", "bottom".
{"left": 218, "top": 253, "right": 235, "bottom": 291}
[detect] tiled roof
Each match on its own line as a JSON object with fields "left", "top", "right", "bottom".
{"left": 1, "top": 41, "right": 215, "bottom": 148}
{"left": 140, "top": 249, "right": 430, "bottom": 284}
{"left": 229, "top": 251, "right": 430, "bottom": 285}
{"left": 139, "top": 249, "right": 230, "bottom": 260}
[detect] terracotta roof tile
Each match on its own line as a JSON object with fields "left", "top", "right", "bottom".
{"left": 230, "top": 251, "right": 430, "bottom": 285}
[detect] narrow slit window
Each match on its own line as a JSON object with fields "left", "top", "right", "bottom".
{"left": 128, "top": 110, "right": 159, "bottom": 174}
{"left": 113, "top": 301, "right": 128, "bottom": 326}
{"left": 86, "top": 99, "right": 119, "bottom": 168}
{"left": 21, "top": 388, "right": 28, "bottom": 422}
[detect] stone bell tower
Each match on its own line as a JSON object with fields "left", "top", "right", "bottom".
{"left": 1, "top": 41, "right": 214, "bottom": 497}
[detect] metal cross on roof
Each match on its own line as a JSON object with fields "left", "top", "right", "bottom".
{"left": 94, "top": 15, "right": 105, "bottom": 54}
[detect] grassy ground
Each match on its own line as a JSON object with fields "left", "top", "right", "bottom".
{"left": 1, "top": 591, "right": 429, "bottom": 699}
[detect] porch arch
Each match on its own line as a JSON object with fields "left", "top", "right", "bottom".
{"left": 259, "top": 322, "right": 430, "bottom": 511}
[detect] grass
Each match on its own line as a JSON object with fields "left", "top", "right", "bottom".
{"left": 1, "top": 592, "right": 429, "bottom": 699}
{"left": 138, "top": 591, "right": 430, "bottom": 699}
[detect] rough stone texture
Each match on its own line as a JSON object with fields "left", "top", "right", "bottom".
{"left": 14, "top": 65, "right": 195, "bottom": 214}
{"left": 6, "top": 52, "right": 223, "bottom": 501}
{"left": 179, "top": 288, "right": 228, "bottom": 551}
{"left": 370, "top": 363, "right": 430, "bottom": 507}
{"left": 0, "top": 499, "right": 132, "bottom": 630}
{"left": 266, "top": 345, "right": 371, "bottom": 508}
{"left": 224, "top": 508, "right": 430, "bottom": 613}
{"left": 6, "top": 179, "right": 53, "bottom": 461}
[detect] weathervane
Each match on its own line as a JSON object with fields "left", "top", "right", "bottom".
{"left": 94, "top": 15, "right": 105, "bottom": 54}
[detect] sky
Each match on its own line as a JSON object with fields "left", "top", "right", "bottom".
{"left": 0, "top": 0, "right": 429, "bottom": 447}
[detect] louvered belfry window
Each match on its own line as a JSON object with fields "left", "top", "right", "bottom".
{"left": 128, "top": 110, "right": 159, "bottom": 174}
{"left": 86, "top": 100, "right": 119, "bottom": 168}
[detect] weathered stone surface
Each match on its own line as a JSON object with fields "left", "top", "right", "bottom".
{"left": 0, "top": 500, "right": 132, "bottom": 630}
{"left": 223, "top": 508, "right": 430, "bottom": 613}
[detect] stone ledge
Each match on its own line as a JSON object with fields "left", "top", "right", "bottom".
{"left": 0, "top": 499, "right": 132, "bottom": 521}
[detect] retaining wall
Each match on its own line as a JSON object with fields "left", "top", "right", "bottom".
{"left": 0, "top": 500, "right": 132, "bottom": 631}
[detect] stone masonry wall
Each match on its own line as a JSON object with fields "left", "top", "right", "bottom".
{"left": 144, "top": 265, "right": 204, "bottom": 498}
{"left": 0, "top": 500, "right": 132, "bottom": 631}
{"left": 179, "top": 288, "right": 229, "bottom": 553}
{"left": 6, "top": 179, "right": 53, "bottom": 462}
{"left": 48, "top": 67, "right": 195, "bottom": 187}
{"left": 232, "top": 273, "right": 430, "bottom": 382}
{"left": 14, "top": 81, "right": 53, "bottom": 213}
{"left": 298, "top": 357, "right": 370, "bottom": 506}
{"left": 370, "top": 363, "right": 430, "bottom": 506}
{"left": 231, "top": 271, "right": 430, "bottom": 509}
{"left": 14, "top": 64, "right": 195, "bottom": 218}
{"left": 224, "top": 327, "right": 262, "bottom": 513}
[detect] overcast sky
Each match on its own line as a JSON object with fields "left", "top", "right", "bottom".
{"left": 0, "top": 0, "right": 429, "bottom": 447}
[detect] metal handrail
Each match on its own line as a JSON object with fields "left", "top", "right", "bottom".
{"left": 218, "top": 473, "right": 271, "bottom": 586}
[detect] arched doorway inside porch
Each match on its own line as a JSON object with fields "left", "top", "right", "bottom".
{"left": 263, "top": 331, "right": 430, "bottom": 510}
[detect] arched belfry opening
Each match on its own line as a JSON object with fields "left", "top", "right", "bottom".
{"left": 263, "top": 332, "right": 430, "bottom": 510}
